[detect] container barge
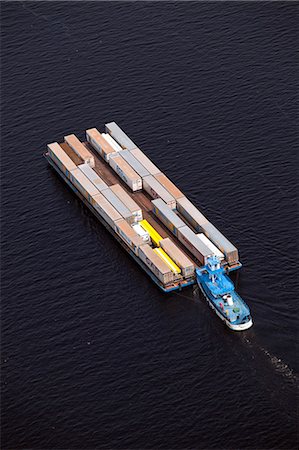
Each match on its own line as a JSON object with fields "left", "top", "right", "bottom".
{"left": 45, "top": 122, "right": 252, "bottom": 329}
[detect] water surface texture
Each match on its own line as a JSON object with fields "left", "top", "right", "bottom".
{"left": 1, "top": 2, "right": 298, "bottom": 449}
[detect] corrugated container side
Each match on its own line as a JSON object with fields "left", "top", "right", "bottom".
{"left": 78, "top": 163, "right": 108, "bottom": 191}
{"left": 176, "top": 197, "right": 209, "bottom": 231}
{"left": 92, "top": 193, "right": 122, "bottom": 229}
{"left": 201, "top": 222, "right": 239, "bottom": 264}
{"left": 160, "top": 237, "right": 195, "bottom": 277}
{"left": 177, "top": 225, "right": 213, "bottom": 265}
{"left": 114, "top": 219, "right": 145, "bottom": 255}
{"left": 152, "top": 198, "right": 185, "bottom": 236}
{"left": 101, "top": 188, "right": 136, "bottom": 224}
{"left": 110, "top": 184, "right": 143, "bottom": 220}
{"left": 86, "top": 128, "right": 116, "bottom": 161}
{"left": 130, "top": 148, "right": 161, "bottom": 175}
{"left": 119, "top": 150, "right": 150, "bottom": 178}
{"left": 143, "top": 175, "right": 176, "bottom": 209}
{"left": 196, "top": 233, "right": 225, "bottom": 260}
{"left": 69, "top": 168, "right": 100, "bottom": 203}
{"left": 138, "top": 244, "right": 174, "bottom": 284}
{"left": 153, "top": 248, "right": 182, "bottom": 276}
{"left": 109, "top": 154, "right": 142, "bottom": 191}
{"left": 105, "top": 122, "right": 137, "bottom": 150}
{"left": 154, "top": 173, "right": 184, "bottom": 200}
{"left": 132, "top": 223, "right": 150, "bottom": 243}
{"left": 47, "top": 142, "right": 77, "bottom": 175}
{"left": 64, "top": 134, "right": 95, "bottom": 167}
{"left": 102, "top": 133, "right": 123, "bottom": 152}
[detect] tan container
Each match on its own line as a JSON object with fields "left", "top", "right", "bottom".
{"left": 160, "top": 238, "right": 195, "bottom": 278}
{"left": 110, "top": 184, "right": 143, "bottom": 220}
{"left": 177, "top": 225, "right": 212, "bottom": 265}
{"left": 130, "top": 148, "right": 161, "bottom": 175}
{"left": 154, "top": 173, "right": 184, "bottom": 201}
{"left": 47, "top": 142, "right": 77, "bottom": 174}
{"left": 69, "top": 168, "right": 100, "bottom": 201}
{"left": 109, "top": 154, "right": 142, "bottom": 191}
{"left": 138, "top": 244, "right": 174, "bottom": 285}
{"left": 92, "top": 193, "right": 122, "bottom": 229}
{"left": 86, "top": 128, "right": 116, "bottom": 161}
{"left": 114, "top": 219, "right": 145, "bottom": 255}
{"left": 64, "top": 134, "right": 95, "bottom": 167}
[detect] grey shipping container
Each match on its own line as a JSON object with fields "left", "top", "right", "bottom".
{"left": 78, "top": 163, "right": 108, "bottom": 191}
{"left": 177, "top": 225, "right": 213, "bottom": 265}
{"left": 110, "top": 184, "right": 143, "bottom": 220}
{"left": 152, "top": 198, "right": 185, "bottom": 236}
{"left": 176, "top": 197, "right": 209, "bottom": 232}
{"left": 119, "top": 150, "right": 150, "bottom": 178}
{"left": 138, "top": 244, "right": 174, "bottom": 285}
{"left": 101, "top": 188, "right": 136, "bottom": 224}
{"left": 69, "top": 168, "right": 100, "bottom": 203}
{"left": 143, "top": 175, "right": 176, "bottom": 209}
{"left": 105, "top": 122, "right": 137, "bottom": 150}
{"left": 92, "top": 193, "right": 122, "bottom": 229}
{"left": 160, "top": 237, "right": 195, "bottom": 278}
{"left": 130, "top": 148, "right": 161, "bottom": 175}
{"left": 201, "top": 221, "right": 239, "bottom": 264}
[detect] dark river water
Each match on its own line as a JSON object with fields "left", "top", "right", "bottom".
{"left": 1, "top": 2, "right": 298, "bottom": 449}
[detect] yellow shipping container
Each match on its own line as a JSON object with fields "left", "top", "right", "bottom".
{"left": 139, "top": 220, "right": 162, "bottom": 247}
{"left": 153, "top": 248, "right": 181, "bottom": 274}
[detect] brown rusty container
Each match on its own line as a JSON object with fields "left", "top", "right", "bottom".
{"left": 114, "top": 219, "right": 145, "bottom": 255}
{"left": 64, "top": 134, "right": 95, "bottom": 167}
{"left": 138, "top": 244, "right": 174, "bottom": 285}
{"left": 86, "top": 128, "right": 116, "bottom": 161}
{"left": 160, "top": 237, "right": 195, "bottom": 277}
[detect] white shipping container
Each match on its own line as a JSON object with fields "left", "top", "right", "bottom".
{"left": 109, "top": 154, "right": 142, "bottom": 191}
{"left": 102, "top": 133, "right": 123, "bottom": 152}
{"left": 177, "top": 225, "right": 213, "bottom": 265}
{"left": 196, "top": 233, "right": 225, "bottom": 260}
{"left": 132, "top": 223, "right": 150, "bottom": 243}
{"left": 69, "top": 168, "right": 100, "bottom": 202}
{"left": 143, "top": 175, "right": 176, "bottom": 209}
{"left": 64, "top": 134, "right": 95, "bottom": 167}
{"left": 78, "top": 163, "right": 108, "bottom": 191}
{"left": 105, "top": 122, "right": 137, "bottom": 150}
{"left": 92, "top": 193, "right": 122, "bottom": 229}
{"left": 110, "top": 184, "right": 143, "bottom": 221}
{"left": 201, "top": 222, "right": 239, "bottom": 264}
{"left": 130, "top": 148, "right": 161, "bottom": 175}
{"left": 86, "top": 128, "right": 116, "bottom": 161}
{"left": 47, "top": 142, "right": 77, "bottom": 174}
{"left": 138, "top": 244, "right": 174, "bottom": 285}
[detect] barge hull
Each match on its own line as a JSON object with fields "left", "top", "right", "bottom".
{"left": 46, "top": 154, "right": 195, "bottom": 293}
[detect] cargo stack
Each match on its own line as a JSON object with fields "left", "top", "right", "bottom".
{"left": 119, "top": 150, "right": 150, "bottom": 178}
{"left": 109, "top": 153, "right": 142, "bottom": 191}
{"left": 114, "top": 220, "right": 145, "bottom": 255}
{"left": 160, "top": 238, "right": 195, "bottom": 278}
{"left": 69, "top": 168, "right": 100, "bottom": 203}
{"left": 131, "top": 223, "right": 150, "bottom": 243}
{"left": 102, "top": 133, "right": 123, "bottom": 152}
{"left": 105, "top": 121, "right": 137, "bottom": 150}
{"left": 143, "top": 175, "right": 176, "bottom": 209}
{"left": 200, "top": 222, "right": 239, "bottom": 264}
{"left": 92, "top": 192, "right": 123, "bottom": 229}
{"left": 47, "top": 142, "right": 77, "bottom": 176}
{"left": 101, "top": 188, "right": 138, "bottom": 225}
{"left": 176, "top": 197, "right": 209, "bottom": 232}
{"left": 64, "top": 134, "right": 95, "bottom": 167}
{"left": 86, "top": 128, "right": 116, "bottom": 161}
{"left": 110, "top": 184, "right": 143, "bottom": 221}
{"left": 177, "top": 226, "right": 213, "bottom": 265}
{"left": 130, "top": 148, "right": 161, "bottom": 175}
{"left": 153, "top": 173, "right": 185, "bottom": 202}
{"left": 138, "top": 244, "right": 174, "bottom": 285}
{"left": 139, "top": 220, "right": 163, "bottom": 247}
{"left": 153, "top": 247, "right": 181, "bottom": 279}
{"left": 152, "top": 198, "right": 185, "bottom": 236}
{"left": 78, "top": 163, "right": 108, "bottom": 191}
{"left": 196, "top": 233, "right": 224, "bottom": 260}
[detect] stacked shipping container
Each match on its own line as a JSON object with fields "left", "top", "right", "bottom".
{"left": 64, "top": 134, "right": 95, "bottom": 167}
{"left": 160, "top": 238, "right": 195, "bottom": 278}
{"left": 86, "top": 128, "right": 116, "bottom": 161}
{"left": 109, "top": 153, "right": 142, "bottom": 191}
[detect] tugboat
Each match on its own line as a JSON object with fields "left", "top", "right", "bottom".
{"left": 196, "top": 256, "right": 253, "bottom": 331}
